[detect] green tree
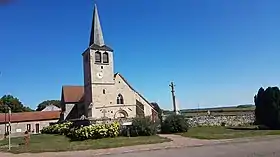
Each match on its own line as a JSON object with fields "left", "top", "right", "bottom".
{"left": 254, "top": 87, "right": 265, "bottom": 125}
{"left": 36, "top": 100, "right": 60, "bottom": 111}
{"left": 161, "top": 114, "right": 189, "bottom": 133}
{"left": 129, "top": 116, "right": 158, "bottom": 136}
{"left": 254, "top": 86, "right": 280, "bottom": 129}
{"left": 0, "top": 95, "right": 33, "bottom": 113}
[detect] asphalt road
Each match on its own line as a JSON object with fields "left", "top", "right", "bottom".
{"left": 107, "top": 138, "right": 280, "bottom": 157}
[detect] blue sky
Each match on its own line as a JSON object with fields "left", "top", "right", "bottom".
{"left": 0, "top": 0, "right": 280, "bottom": 110}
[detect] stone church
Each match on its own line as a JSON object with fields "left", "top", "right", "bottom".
{"left": 60, "top": 4, "right": 158, "bottom": 121}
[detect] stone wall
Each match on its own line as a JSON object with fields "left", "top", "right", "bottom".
{"left": 87, "top": 113, "right": 255, "bottom": 128}
{"left": 187, "top": 114, "right": 255, "bottom": 127}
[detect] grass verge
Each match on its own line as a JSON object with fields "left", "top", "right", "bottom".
{"left": 179, "top": 126, "right": 280, "bottom": 139}
{"left": 0, "top": 134, "right": 170, "bottom": 154}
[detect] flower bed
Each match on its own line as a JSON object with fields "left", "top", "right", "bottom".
{"left": 41, "top": 121, "right": 120, "bottom": 141}
{"left": 66, "top": 122, "right": 120, "bottom": 140}
{"left": 41, "top": 122, "right": 73, "bottom": 135}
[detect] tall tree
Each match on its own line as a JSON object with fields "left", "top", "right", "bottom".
{"left": 254, "top": 86, "right": 280, "bottom": 129}
{"left": 36, "top": 100, "right": 60, "bottom": 111}
{"left": 254, "top": 87, "right": 265, "bottom": 124}
{"left": 0, "top": 95, "right": 33, "bottom": 113}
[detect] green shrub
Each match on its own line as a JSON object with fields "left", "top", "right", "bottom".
{"left": 161, "top": 114, "right": 188, "bottom": 133}
{"left": 129, "top": 116, "right": 157, "bottom": 136}
{"left": 66, "top": 121, "right": 120, "bottom": 141}
{"left": 41, "top": 122, "right": 73, "bottom": 135}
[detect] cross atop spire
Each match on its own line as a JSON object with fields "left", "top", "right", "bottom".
{"left": 89, "top": 4, "right": 105, "bottom": 47}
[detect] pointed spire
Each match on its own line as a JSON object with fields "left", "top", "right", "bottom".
{"left": 89, "top": 4, "right": 105, "bottom": 47}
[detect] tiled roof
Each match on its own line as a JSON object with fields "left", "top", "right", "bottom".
{"left": 62, "top": 86, "right": 84, "bottom": 103}
{"left": 0, "top": 111, "right": 60, "bottom": 124}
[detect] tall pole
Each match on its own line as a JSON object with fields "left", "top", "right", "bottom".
{"left": 4, "top": 109, "right": 6, "bottom": 136}
{"left": 169, "top": 82, "right": 178, "bottom": 114}
{"left": 8, "top": 107, "right": 11, "bottom": 151}
{"left": 0, "top": 72, "right": 6, "bottom": 136}
{"left": 0, "top": 73, "right": 10, "bottom": 149}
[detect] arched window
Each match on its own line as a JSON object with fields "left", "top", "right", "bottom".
{"left": 103, "top": 52, "right": 109, "bottom": 63}
{"left": 117, "top": 94, "right": 124, "bottom": 104}
{"left": 95, "top": 51, "right": 101, "bottom": 63}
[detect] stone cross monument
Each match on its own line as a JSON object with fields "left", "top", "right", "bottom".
{"left": 169, "top": 82, "right": 179, "bottom": 115}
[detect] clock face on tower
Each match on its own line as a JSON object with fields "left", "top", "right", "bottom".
{"left": 97, "top": 72, "right": 103, "bottom": 79}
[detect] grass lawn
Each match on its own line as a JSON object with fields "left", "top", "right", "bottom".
{"left": 180, "top": 126, "right": 280, "bottom": 139}
{"left": 0, "top": 134, "right": 170, "bottom": 154}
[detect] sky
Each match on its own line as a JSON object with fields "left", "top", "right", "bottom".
{"left": 0, "top": 0, "right": 280, "bottom": 110}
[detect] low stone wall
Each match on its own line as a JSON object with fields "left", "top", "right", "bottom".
{"left": 80, "top": 114, "right": 255, "bottom": 128}
{"left": 187, "top": 114, "right": 255, "bottom": 127}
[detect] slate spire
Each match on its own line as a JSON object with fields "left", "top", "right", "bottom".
{"left": 89, "top": 4, "right": 105, "bottom": 47}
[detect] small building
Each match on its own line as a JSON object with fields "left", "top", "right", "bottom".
{"left": 0, "top": 111, "right": 60, "bottom": 137}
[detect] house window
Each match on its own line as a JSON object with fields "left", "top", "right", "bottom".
{"left": 27, "top": 124, "right": 31, "bottom": 132}
{"left": 103, "top": 52, "right": 109, "bottom": 63}
{"left": 117, "top": 94, "right": 124, "bottom": 104}
{"left": 103, "top": 89, "right": 106, "bottom": 94}
{"left": 95, "top": 51, "right": 101, "bottom": 63}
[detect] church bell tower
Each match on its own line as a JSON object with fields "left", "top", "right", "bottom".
{"left": 82, "top": 4, "right": 115, "bottom": 118}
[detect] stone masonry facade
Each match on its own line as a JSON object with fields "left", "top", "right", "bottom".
{"left": 187, "top": 113, "right": 255, "bottom": 127}
{"left": 88, "top": 73, "right": 153, "bottom": 119}
{"left": 82, "top": 5, "right": 156, "bottom": 120}
{"left": 60, "top": 4, "right": 156, "bottom": 121}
